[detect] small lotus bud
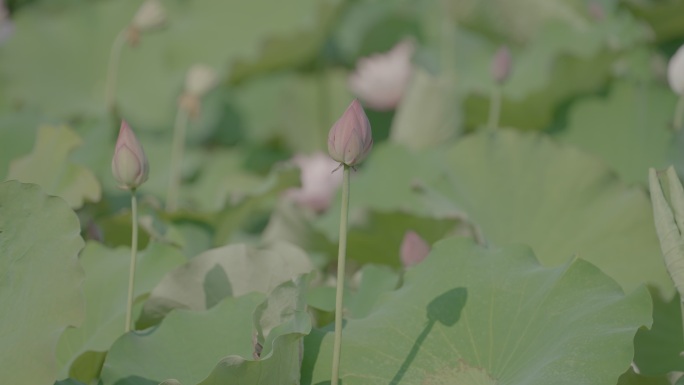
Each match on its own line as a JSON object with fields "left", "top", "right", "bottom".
{"left": 588, "top": 2, "right": 605, "bottom": 22}
{"left": 400, "top": 231, "right": 430, "bottom": 268}
{"left": 185, "top": 64, "right": 218, "bottom": 98}
{"left": 348, "top": 38, "right": 415, "bottom": 111}
{"left": 668, "top": 44, "right": 684, "bottom": 95}
{"left": 0, "top": 0, "right": 13, "bottom": 44}
{"left": 327, "top": 99, "right": 373, "bottom": 166}
{"left": 112, "top": 121, "right": 149, "bottom": 190}
{"left": 131, "top": 0, "right": 166, "bottom": 32}
{"left": 491, "top": 46, "right": 512, "bottom": 85}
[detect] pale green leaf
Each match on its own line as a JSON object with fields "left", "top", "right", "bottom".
{"left": 6, "top": 125, "right": 101, "bottom": 209}
{"left": 302, "top": 237, "right": 652, "bottom": 385}
{"left": 0, "top": 181, "right": 86, "bottom": 385}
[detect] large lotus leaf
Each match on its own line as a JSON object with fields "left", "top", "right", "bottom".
{"left": 0, "top": 0, "right": 341, "bottom": 128}
{"left": 617, "top": 368, "right": 671, "bottom": 385}
{"left": 557, "top": 80, "right": 678, "bottom": 185}
{"left": 56, "top": 241, "right": 187, "bottom": 382}
{"left": 101, "top": 292, "right": 264, "bottom": 385}
{"left": 233, "top": 69, "right": 352, "bottom": 153}
{"left": 0, "top": 181, "right": 85, "bottom": 385}
{"left": 321, "top": 130, "right": 673, "bottom": 296}
{"left": 139, "top": 241, "right": 313, "bottom": 327}
{"left": 302, "top": 237, "right": 652, "bottom": 385}
{"left": 102, "top": 276, "right": 311, "bottom": 385}
{"left": 0, "top": 110, "right": 42, "bottom": 179}
{"left": 6, "top": 125, "right": 101, "bottom": 208}
{"left": 634, "top": 291, "right": 684, "bottom": 375}
{"left": 624, "top": 0, "right": 684, "bottom": 42}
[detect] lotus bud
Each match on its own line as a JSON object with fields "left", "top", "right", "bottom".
{"left": 185, "top": 64, "right": 218, "bottom": 98}
{"left": 348, "top": 38, "right": 415, "bottom": 111}
{"left": 587, "top": 2, "right": 605, "bottom": 22}
{"left": 112, "top": 121, "right": 149, "bottom": 190}
{"left": 0, "top": 0, "right": 12, "bottom": 44}
{"left": 131, "top": 0, "right": 166, "bottom": 32}
{"left": 400, "top": 231, "right": 430, "bottom": 268}
{"left": 668, "top": 44, "right": 684, "bottom": 95}
{"left": 327, "top": 99, "right": 373, "bottom": 167}
{"left": 491, "top": 46, "right": 512, "bottom": 85}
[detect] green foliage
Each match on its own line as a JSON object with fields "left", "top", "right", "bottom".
{"left": 0, "top": 181, "right": 86, "bottom": 385}
{"left": 302, "top": 238, "right": 652, "bottom": 385}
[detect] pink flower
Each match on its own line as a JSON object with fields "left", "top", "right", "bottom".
{"left": 491, "top": 46, "right": 512, "bottom": 85}
{"left": 400, "top": 231, "right": 430, "bottom": 268}
{"left": 111, "top": 121, "right": 149, "bottom": 190}
{"left": 285, "top": 152, "right": 342, "bottom": 213}
{"left": 348, "top": 39, "right": 415, "bottom": 110}
{"left": 327, "top": 99, "right": 373, "bottom": 166}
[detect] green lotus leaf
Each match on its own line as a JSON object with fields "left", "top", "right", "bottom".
{"left": 302, "top": 237, "right": 652, "bottom": 385}
{"left": 6, "top": 125, "right": 101, "bottom": 209}
{"left": 139, "top": 241, "right": 313, "bottom": 328}
{"left": 0, "top": 181, "right": 85, "bottom": 385}
{"left": 101, "top": 276, "right": 312, "bottom": 385}
{"left": 558, "top": 80, "right": 678, "bottom": 185}
{"left": 56, "top": 241, "right": 187, "bottom": 383}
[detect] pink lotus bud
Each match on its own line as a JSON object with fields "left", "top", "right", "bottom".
{"left": 131, "top": 0, "right": 166, "bottom": 32}
{"left": 348, "top": 38, "right": 415, "bottom": 111}
{"left": 327, "top": 99, "right": 373, "bottom": 166}
{"left": 400, "top": 231, "right": 430, "bottom": 268}
{"left": 588, "top": 2, "right": 605, "bottom": 22}
{"left": 491, "top": 46, "right": 512, "bottom": 85}
{"left": 112, "top": 121, "right": 149, "bottom": 190}
{"left": 668, "top": 44, "right": 684, "bottom": 96}
{"left": 285, "top": 152, "right": 343, "bottom": 213}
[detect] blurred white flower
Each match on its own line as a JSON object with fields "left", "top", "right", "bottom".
{"left": 285, "top": 152, "right": 343, "bottom": 213}
{"left": 348, "top": 38, "right": 416, "bottom": 111}
{"left": 185, "top": 64, "right": 219, "bottom": 98}
{"left": 131, "top": 0, "right": 166, "bottom": 32}
{"left": 668, "top": 44, "right": 684, "bottom": 95}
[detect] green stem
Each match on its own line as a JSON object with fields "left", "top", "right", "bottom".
{"left": 105, "top": 28, "right": 128, "bottom": 115}
{"left": 317, "top": 68, "right": 330, "bottom": 149}
{"left": 125, "top": 189, "right": 138, "bottom": 333}
{"left": 331, "top": 165, "right": 350, "bottom": 385}
{"left": 674, "top": 95, "right": 684, "bottom": 131}
{"left": 166, "top": 106, "right": 190, "bottom": 212}
{"left": 487, "top": 85, "right": 502, "bottom": 132}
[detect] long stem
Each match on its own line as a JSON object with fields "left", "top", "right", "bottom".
{"left": 166, "top": 106, "right": 190, "bottom": 212}
{"left": 331, "top": 165, "right": 350, "bottom": 385}
{"left": 125, "top": 189, "right": 139, "bottom": 333}
{"left": 674, "top": 95, "right": 684, "bottom": 131}
{"left": 105, "top": 28, "right": 128, "bottom": 115}
{"left": 487, "top": 85, "right": 502, "bottom": 132}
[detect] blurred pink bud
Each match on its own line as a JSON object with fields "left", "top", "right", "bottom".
{"left": 0, "top": 0, "right": 13, "bottom": 45}
{"left": 400, "top": 231, "right": 431, "bottom": 268}
{"left": 112, "top": 121, "right": 149, "bottom": 190}
{"left": 491, "top": 46, "right": 512, "bottom": 85}
{"left": 285, "top": 152, "right": 343, "bottom": 213}
{"left": 588, "top": 2, "right": 605, "bottom": 22}
{"left": 327, "top": 99, "right": 373, "bottom": 166}
{"left": 348, "top": 39, "right": 415, "bottom": 111}
{"left": 668, "top": 44, "right": 684, "bottom": 95}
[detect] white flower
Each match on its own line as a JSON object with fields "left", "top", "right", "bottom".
{"left": 668, "top": 44, "right": 684, "bottom": 95}
{"left": 348, "top": 38, "right": 416, "bottom": 111}
{"left": 285, "top": 152, "right": 343, "bottom": 213}
{"left": 132, "top": 0, "right": 166, "bottom": 32}
{"left": 185, "top": 64, "right": 219, "bottom": 98}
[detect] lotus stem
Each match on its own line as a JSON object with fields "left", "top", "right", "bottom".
{"left": 125, "top": 189, "right": 139, "bottom": 333}
{"left": 105, "top": 28, "right": 128, "bottom": 115}
{"left": 331, "top": 164, "right": 350, "bottom": 385}
{"left": 166, "top": 106, "right": 190, "bottom": 212}
{"left": 487, "top": 85, "right": 502, "bottom": 132}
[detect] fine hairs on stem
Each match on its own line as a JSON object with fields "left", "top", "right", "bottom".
{"left": 166, "top": 107, "right": 190, "bottom": 211}
{"left": 331, "top": 164, "right": 350, "bottom": 385}
{"left": 125, "top": 189, "right": 139, "bottom": 333}
{"left": 105, "top": 28, "right": 128, "bottom": 114}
